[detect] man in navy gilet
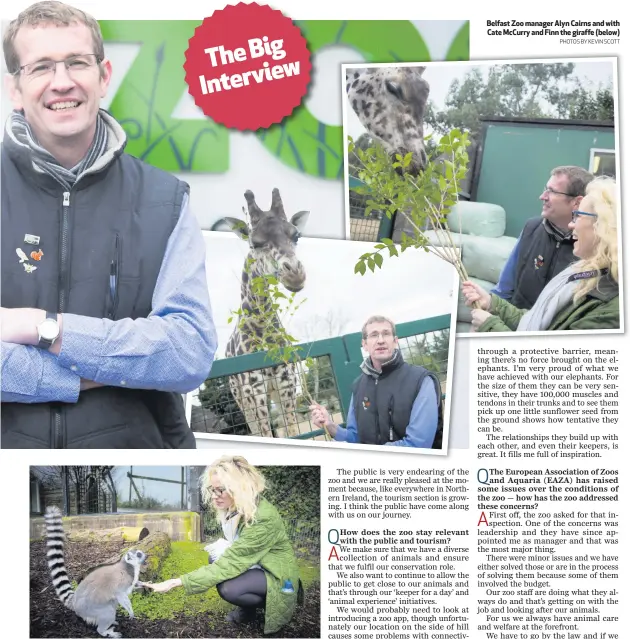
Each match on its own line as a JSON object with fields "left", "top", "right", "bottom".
{"left": 491, "top": 166, "right": 594, "bottom": 310}
{"left": 309, "top": 315, "right": 441, "bottom": 448}
{"left": 1, "top": 1, "right": 217, "bottom": 448}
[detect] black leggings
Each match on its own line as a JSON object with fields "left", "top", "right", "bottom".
{"left": 216, "top": 569, "right": 267, "bottom": 607}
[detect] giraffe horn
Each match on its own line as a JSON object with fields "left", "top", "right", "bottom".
{"left": 244, "top": 190, "right": 263, "bottom": 224}
{"left": 270, "top": 188, "right": 286, "bottom": 219}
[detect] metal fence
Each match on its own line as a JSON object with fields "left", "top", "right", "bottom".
{"left": 191, "top": 315, "right": 451, "bottom": 440}
{"left": 192, "top": 353, "right": 340, "bottom": 441}
{"left": 30, "top": 466, "right": 117, "bottom": 516}
{"left": 349, "top": 188, "right": 383, "bottom": 242}
{"left": 118, "top": 466, "right": 188, "bottom": 512}
{"left": 348, "top": 176, "right": 393, "bottom": 242}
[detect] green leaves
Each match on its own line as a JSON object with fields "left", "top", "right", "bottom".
{"left": 349, "top": 129, "right": 471, "bottom": 276}
{"left": 227, "top": 262, "right": 313, "bottom": 401}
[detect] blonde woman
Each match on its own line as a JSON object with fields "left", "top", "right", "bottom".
{"left": 146, "top": 456, "right": 302, "bottom": 634}
{"left": 462, "top": 176, "right": 619, "bottom": 331}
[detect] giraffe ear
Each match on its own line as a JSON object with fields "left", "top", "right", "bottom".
{"left": 290, "top": 210, "right": 310, "bottom": 234}
{"left": 213, "top": 217, "right": 249, "bottom": 240}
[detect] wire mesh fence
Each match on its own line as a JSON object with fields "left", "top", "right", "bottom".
{"left": 30, "top": 466, "right": 117, "bottom": 516}
{"left": 191, "top": 325, "right": 450, "bottom": 440}
{"left": 191, "top": 354, "right": 341, "bottom": 440}
{"left": 348, "top": 188, "right": 383, "bottom": 242}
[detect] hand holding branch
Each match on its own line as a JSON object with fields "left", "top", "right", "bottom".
{"left": 461, "top": 281, "right": 491, "bottom": 310}
{"left": 309, "top": 403, "right": 337, "bottom": 438}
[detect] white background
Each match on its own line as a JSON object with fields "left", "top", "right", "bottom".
{"left": 2, "top": 2, "right": 628, "bottom": 639}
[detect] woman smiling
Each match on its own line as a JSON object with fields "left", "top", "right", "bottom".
{"left": 462, "top": 176, "right": 619, "bottom": 332}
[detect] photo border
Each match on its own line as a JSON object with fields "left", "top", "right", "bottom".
{"left": 340, "top": 55, "right": 623, "bottom": 339}
{"left": 188, "top": 231, "right": 460, "bottom": 456}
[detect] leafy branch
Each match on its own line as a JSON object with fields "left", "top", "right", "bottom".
{"left": 349, "top": 129, "right": 479, "bottom": 307}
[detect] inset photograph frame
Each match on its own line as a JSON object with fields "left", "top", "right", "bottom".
{"left": 186, "top": 193, "right": 459, "bottom": 454}
{"left": 341, "top": 56, "right": 622, "bottom": 337}
{"left": 29, "top": 461, "right": 321, "bottom": 639}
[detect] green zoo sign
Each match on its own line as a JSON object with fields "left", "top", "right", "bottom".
{"left": 100, "top": 20, "right": 469, "bottom": 178}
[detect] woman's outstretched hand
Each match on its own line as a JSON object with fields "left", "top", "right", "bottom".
{"left": 143, "top": 578, "right": 182, "bottom": 593}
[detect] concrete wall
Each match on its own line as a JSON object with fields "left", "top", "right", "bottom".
{"left": 30, "top": 511, "right": 202, "bottom": 543}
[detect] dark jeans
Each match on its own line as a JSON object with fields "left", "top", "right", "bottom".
{"left": 216, "top": 568, "right": 267, "bottom": 608}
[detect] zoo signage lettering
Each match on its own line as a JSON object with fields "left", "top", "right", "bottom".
{"left": 99, "top": 20, "right": 469, "bottom": 178}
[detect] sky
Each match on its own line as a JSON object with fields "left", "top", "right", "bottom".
{"left": 344, "top": 59, "right": 616, "bottom": 141}
{"left": 111, "top": 466, "right": 189, "bottom": 508}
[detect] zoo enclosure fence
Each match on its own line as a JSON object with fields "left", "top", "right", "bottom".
{"left": 30, "top": 466, "right": 117, "bottom": 516}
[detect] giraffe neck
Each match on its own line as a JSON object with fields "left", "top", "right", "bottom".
{"left": 231, "top": 251, "right": 285, "bottom": 355}
{"left": 240, "top": 252, "right": 278, "bottom": 316}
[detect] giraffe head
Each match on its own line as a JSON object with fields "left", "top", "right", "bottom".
{"left": 218, "top": 188, "right": 309, "bottom": 293}
{"left": 346, "top": 66, "right": 430, "bottom": 174}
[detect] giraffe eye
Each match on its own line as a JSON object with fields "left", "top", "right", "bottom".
{"left": 385, "top": 80, "right": 403, "bottom": 100}
{"left": 292, "top": 231, "right": 300, "bottom": 244}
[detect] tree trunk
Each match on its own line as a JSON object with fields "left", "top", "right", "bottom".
{"left": 134, "top": 531, "right": 172, "bottom": 581}
{"left": 102, "top": 531, "right": 172, "bottom": 582}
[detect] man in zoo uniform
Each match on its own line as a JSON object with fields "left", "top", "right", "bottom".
{"left": 1, "top": 1, "right": 217, "bottom": 448}
{"left": 491, "top": 165, "right": 594, "bottom": 310}
{"left": 310, "top": 315, "right": 442, "bottom": 448}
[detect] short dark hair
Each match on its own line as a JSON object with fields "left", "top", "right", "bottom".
{"left": 361, "top": 315, "right": 396, "bottom": 339}
{"left": 551, "top": 166, "right": 595, "bottom": 197}
{"left": 3, "top": 1, "right": 105, "bottom": 75}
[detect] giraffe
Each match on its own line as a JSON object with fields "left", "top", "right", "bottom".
{"left": 218, "top": 188, "right": 310, "bottom": 439}
{"left": 346, "top": 66, "right": 430, "bottom": 175}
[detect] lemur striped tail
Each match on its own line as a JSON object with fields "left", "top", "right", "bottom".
{"left": 44, "top": 506, "right": 75, "bottom": 609}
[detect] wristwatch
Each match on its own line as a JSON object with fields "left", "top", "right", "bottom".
{"left": 36, "top": 311, "right": 60, "bottom": 349}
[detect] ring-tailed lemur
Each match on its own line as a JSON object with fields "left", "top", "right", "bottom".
{"left": 44, "top": 505, "right": 146, "bottom": 639}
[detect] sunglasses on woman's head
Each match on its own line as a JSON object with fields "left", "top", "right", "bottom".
{"left": 572, "top": 210, "right": 598, "bottom": 222}
{"left": 212, "top": 487, "right": 228, "bottom": 497}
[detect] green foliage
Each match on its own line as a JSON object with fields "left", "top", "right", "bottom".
{"left": 118, "top": 495, "right": 181, "bottom": 511}
{"left": 129, "top": 542, "right": 224, "bottom": 620}
{"left": 349, "top": 129, "right": 470, "bottom": 277}
{"left": 127, "top": 541, "right": 319, "bottom": 620}
{"left": 405, "top": 329, "right": 450, "bottom": 380}
{"left": 425, "top": 63, "right": 613, "bottom": 142}
{"left": 228, "top": 259, "right": 311, "bottom": 368}
{"left": 228, "top": 260, "right": 316, "bottom": 406}
{"left": 259, "top": 466, "right": 320, "bottom": 525}
{"left": 563, "top": 82, "right": 614, "bottom": 121}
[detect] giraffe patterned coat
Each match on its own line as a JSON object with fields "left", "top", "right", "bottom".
{"left": 181, "top": 498, "right": 301, "bottom": 634}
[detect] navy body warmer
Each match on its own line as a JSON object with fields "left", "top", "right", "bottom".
{"left": 351, "top": 357, "right": 442, "bottom": 447}
{"left": 1, "top": 142, "right": 197, "bottom": 449}
{"left": 511, "top": 218, "right": 576, "bottom": 310}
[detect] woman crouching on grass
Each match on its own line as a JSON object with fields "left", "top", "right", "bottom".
{"left": 146, "top": 456, "right": 302, "bottom": 634}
